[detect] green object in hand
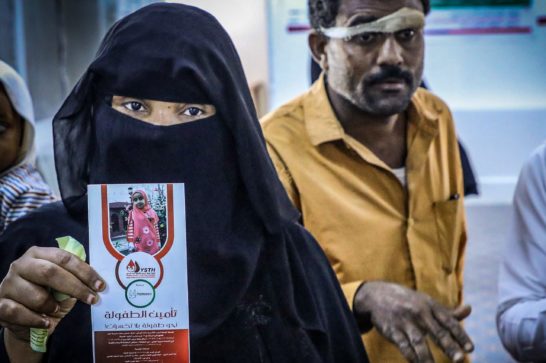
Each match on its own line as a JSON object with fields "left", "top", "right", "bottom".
{"left": 30, "top": 236, "right": 87, "bottom": 353}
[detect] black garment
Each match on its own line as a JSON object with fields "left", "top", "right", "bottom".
{"left": 310, "top": 58, "right": 479, "bottom": 196}
{"left": 458, "top": 140, "right": 479, "bottom": 196}
{"left": 0, "top": 4, "right": 368, "bottom": 362}
{"left": 0, "top": 203, "right": 367, "bottom": 362}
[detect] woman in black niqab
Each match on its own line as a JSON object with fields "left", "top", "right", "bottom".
{"left": 0, "top": 4, "right": 368, "bottom": 362}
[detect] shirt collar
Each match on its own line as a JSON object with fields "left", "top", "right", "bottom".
{"left": 302, "top": 73, "right": 440, "bottom": 146}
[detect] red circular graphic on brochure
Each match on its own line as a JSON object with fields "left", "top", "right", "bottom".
{"left": 115, "top": 252, "right": 163, "bottom": 289}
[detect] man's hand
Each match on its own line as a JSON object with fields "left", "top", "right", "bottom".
{"left": 0, "top": 246, "right": 105, "bottom": 361}
{"left": 354, "top": 281, "right": 474, "bottom": 363}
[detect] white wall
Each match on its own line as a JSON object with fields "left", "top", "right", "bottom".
{"left": 169, "top": 0, "right": 269, "bottom": 90}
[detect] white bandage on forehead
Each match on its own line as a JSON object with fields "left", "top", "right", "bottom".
{"left": 320, "top": 7, "right": 425, "bottom": 39}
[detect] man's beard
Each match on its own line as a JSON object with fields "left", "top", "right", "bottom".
{"left": 330, "top": 64, "right": 422, "bottom": 117}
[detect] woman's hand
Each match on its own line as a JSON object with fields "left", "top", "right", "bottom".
{"left": 0, "top": 246, "right": 105, "bottom": 361}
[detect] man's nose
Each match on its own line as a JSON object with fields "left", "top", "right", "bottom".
{"left": 376, "top": 36, "right": 404, "bottom": 67}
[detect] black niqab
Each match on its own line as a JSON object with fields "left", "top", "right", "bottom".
{"left": 0, "top": 4, "right": 368, "bottom": 362}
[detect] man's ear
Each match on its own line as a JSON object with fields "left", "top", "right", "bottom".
{"left": 308, "top": 31, "right": 329, "bottom": 72}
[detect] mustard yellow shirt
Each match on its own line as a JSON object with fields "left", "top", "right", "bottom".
{"left": 261, "top": 78, "right": 467, "bottom": 363}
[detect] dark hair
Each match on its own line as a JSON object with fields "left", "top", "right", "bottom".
{"left": 308, "top": 0, "right": 430, "bottom": 30}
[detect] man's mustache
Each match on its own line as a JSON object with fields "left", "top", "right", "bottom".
{"left": 365, "top": 66, "right": 413, "bottom": 87}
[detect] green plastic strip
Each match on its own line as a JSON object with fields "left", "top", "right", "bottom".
{"left": 30, "top": 236, "right": 87, "bottom": 353}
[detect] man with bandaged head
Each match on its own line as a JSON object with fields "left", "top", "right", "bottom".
{"left": 262, "top": 1, "right": 473, "bottom": 362}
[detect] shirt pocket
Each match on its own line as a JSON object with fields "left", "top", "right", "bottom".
{"left": 433, "top": 198, "right": 463, "bottom": 274}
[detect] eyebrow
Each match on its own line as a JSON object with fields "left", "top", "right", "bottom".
{"left": 347, "top": 15, "right": 378, "bottom": 27}
{"left": 175, "top": 103, "right": 190, "bottom": 112}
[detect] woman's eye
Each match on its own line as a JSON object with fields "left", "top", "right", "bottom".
{"left": 397, "top": 29, "right": 416, "bottom": 41}
{"left": 124, "top": 101, "right": 146, "bottom": 112}
{"left": 183, "top": 107, "right": 204, "bottom": 117}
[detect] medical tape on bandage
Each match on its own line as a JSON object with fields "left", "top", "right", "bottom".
{"left": 320, "top": 7, "right": 425, "bottom": 39}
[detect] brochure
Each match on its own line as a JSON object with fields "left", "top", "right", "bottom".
{"left": 88, "top": 183, "right": 189, "bottom": 363}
